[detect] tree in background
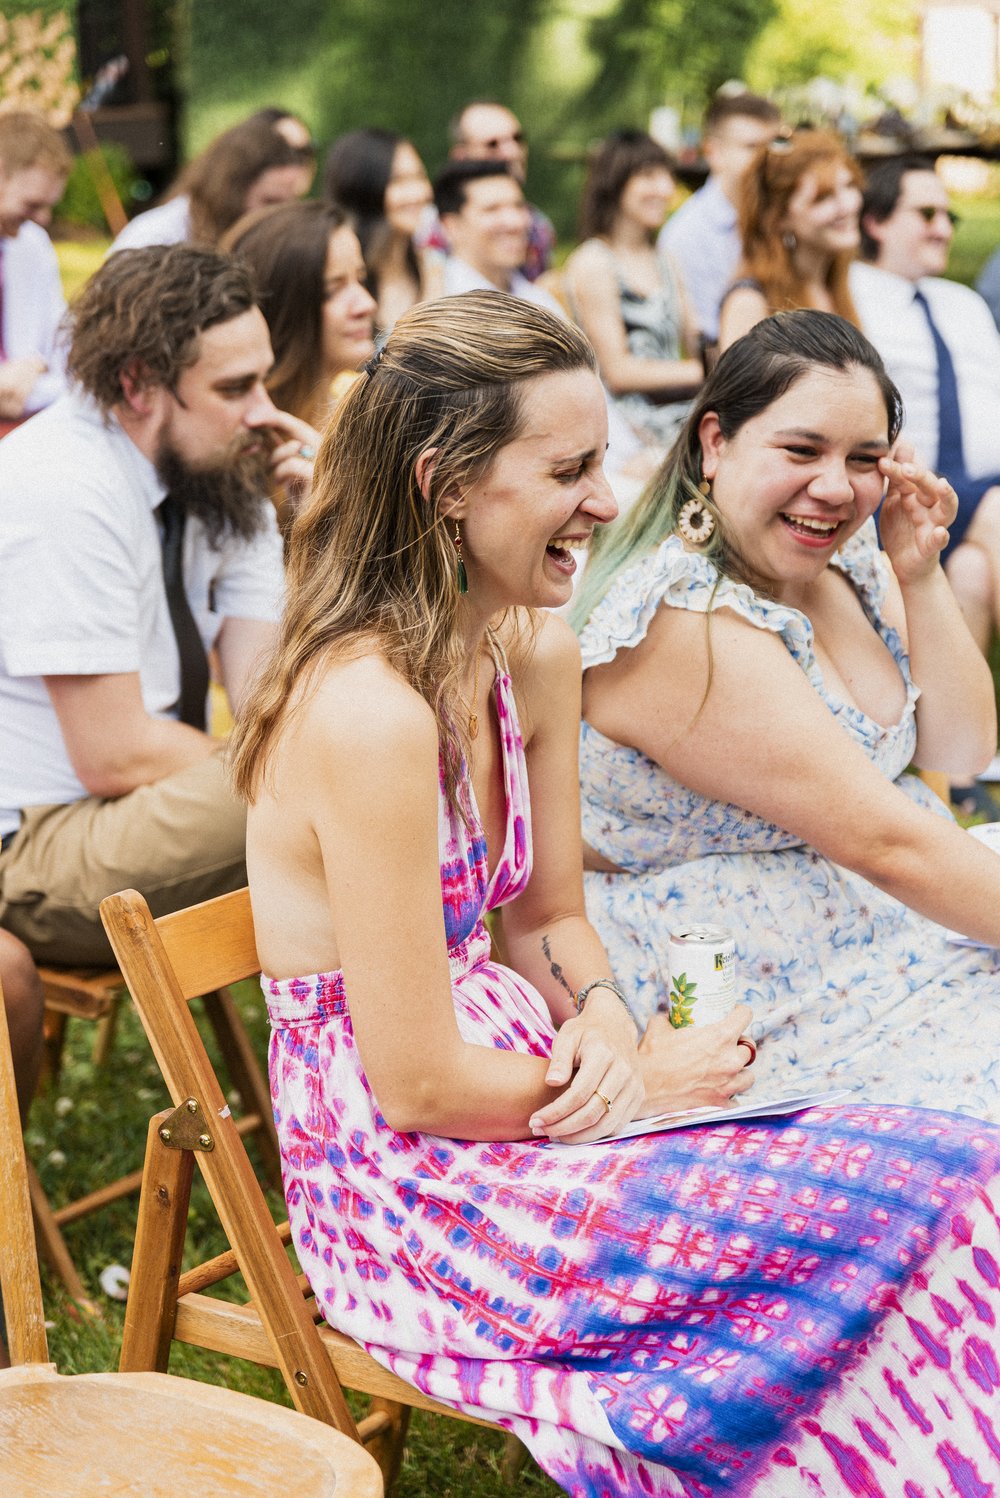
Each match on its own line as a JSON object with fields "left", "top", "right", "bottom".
{"left": 186, "top": 0, "right": 778, "bottom": 241}
{"left": 189, "top": 0, "right": 550, "bottom": 172}
{"left": 746, "top": 0, "right": 917, "bottom": 99}
{"left": 580, "top": 0, "right": 778, "bottom": 131}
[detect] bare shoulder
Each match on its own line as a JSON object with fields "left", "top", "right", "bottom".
{"left": 495, "top": 610, "right": 581, "bottom": 746}
{"left": 528, "top": 610, "right": 581, "bottom": 679}
{"left": 280, "top": 652, "right": 438, "bottom": 782}
{"left": 718, "top": 283, "right": 768, "bottom": 348}
{"left": 564, "top": 238, "right": 616, "bottom": 289}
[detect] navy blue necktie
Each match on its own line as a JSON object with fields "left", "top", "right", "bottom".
{"left": 157, "top": 496, "right": 210, "bottom": 730}
{"left": 912, "top": 286, "right": 966, "bottom": 481}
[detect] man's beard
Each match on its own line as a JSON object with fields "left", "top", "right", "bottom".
{"left": 154, "top": 438, "right": 271, "bottom": 547}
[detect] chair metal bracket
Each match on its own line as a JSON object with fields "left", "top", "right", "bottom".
{"left": 157, "top": 1097, "right": 215, "bottom": 1153}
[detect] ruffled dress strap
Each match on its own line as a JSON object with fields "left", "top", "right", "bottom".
{"left": 579, "top": 520, "right": 900, "bottom": 687}
{"left": 578, "top": 531, "right": 816, "bottom": 674}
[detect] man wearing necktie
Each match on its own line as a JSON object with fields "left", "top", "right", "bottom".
{"left": 850, "top": 155, "right": 1000, "bottom": 815}
{"left": 0, "top": 245, "right": 319, "bottom": 964}
{"left": 851, "top": 157, "right": 1000, "bottom": 658}
{"left": 0, "top": 112, "right": 71, "bottom": 431}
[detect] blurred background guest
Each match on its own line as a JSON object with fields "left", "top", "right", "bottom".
{"left": 418, "top": 98, "right": 555, "bottom": 282}
{"left": 432, "top": 160, "right": 562, "bottom": 317}
{"left": 224, "top": 199, "right": 375, "bottom": 429}
{"left": 563, "top": 129, "right": 702, "bottom": 453}
{"left": 110, "top": 108, "right": 316, "bottom": 253}
{"left": 659, "top": 89, "right": 782, "bottom": 349}
{"left": 718, "top": 128, "right": 862, "bottom": 351}
{"left": 222, "top": 200, "right": 374, "bottom": 528}
{"left": 323, "top": 126, "right": 434, "bottom": 334}
{"left": 0, "top": 111, "right": 72, "bottom": 427}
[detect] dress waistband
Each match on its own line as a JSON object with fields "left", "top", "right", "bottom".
{"left": 265, "top": 930, "right": 492, "bottom": 1027}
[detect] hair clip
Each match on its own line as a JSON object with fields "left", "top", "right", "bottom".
{"left": 364, "top": 344, "right": 386, "bottom": 378}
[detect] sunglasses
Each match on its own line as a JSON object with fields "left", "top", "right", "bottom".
{"left": 909, "top": 205, "right": 960, "bottom": 227}
{"left": 478, "top": 131, "right": 526, "bottom": 150}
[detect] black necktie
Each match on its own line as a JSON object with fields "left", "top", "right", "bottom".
{"left": 157, "top": 496, "right": 210, "bottom": 730}
{"left": 912, "top": 287, "right": 966, "bottom": 481}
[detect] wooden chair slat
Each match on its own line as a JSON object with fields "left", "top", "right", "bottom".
{"left": 100, "top": 885, "right": 509, "bottom": 1492}
{"left": 0, "top": 976, "right": 383, "bottom": 1497}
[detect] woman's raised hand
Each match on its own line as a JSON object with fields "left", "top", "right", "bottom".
{"left": 878, "top": 442, "right": 958, "bottom": 584}
{"left": 265, "top": 408, "right": 322, "bottom": 504}
{"left": 636, "top": 1006, "right": 756, "bottom": 1116}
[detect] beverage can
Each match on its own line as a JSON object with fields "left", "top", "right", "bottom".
{"left": 667, "top": 924, "right": 737, "bottom": 1028}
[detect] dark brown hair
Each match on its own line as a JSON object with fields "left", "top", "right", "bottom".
{"left": 323, "top": 127, "right": 422, "bottom": 305}
{"left": 578, "top": 129, "right": 675, "bottom": 241}
{"left": 573, "top": 308, "right": 902, "bottom": 625}
{"left": 67, "top": 244, "right": 256, "bottom": 410}
{"left": 703, "top": 90, "right": 781, "bottom": 137}
{"left": 222, "top": 199, "right": 354, "bottom": 424}
{"left": 859, "top": 154, "right": 936, "bottom": 261}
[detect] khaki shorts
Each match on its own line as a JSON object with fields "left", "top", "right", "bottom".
{"left": 0, "top": 751, "right": 248, "bottom": 966}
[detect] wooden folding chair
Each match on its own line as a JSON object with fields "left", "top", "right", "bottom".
{"left": 0, "top": 977, "right": 383, "bottom": 1498}
{"left": 27, "top": 952, "right": 281, "bottom": 1310}
{"left": 100, "top": 886, "right": 517, "bottom": 1492}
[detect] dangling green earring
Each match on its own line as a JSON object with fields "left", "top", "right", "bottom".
{"left": 454, "top": 521, "right": 468, "bottom": 595}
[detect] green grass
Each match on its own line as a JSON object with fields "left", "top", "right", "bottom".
{"left": 30, "top": 989, "right": 559, "bottom": 1495}
{"left": 947, "top": 189, "right": 1000, "bottom": 288}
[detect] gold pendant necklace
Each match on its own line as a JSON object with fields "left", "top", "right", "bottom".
{"left": 466, "top": 636, "right": 483, "bottom": 739}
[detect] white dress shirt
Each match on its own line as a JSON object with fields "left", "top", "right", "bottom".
{"left": 441, "top": 254, "right": 565, "bottom": 314}
{"left": 658, "top": 177, "right": 739, "bottom": 343}
{"left": 0, "top": 221, "right": 68, "bottom": 413}
{"left": 0, "top": 390, "right": 284, "bottom": 834}
{"left": 850, "top": 260, "right": 1000, "bottom": 479}
{"left": 108, "top": 194, "right": 192, "bottom": 254}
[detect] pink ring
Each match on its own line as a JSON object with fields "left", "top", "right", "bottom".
{"left": 738, "top": 1036, "right": 757, "bottom": 1068}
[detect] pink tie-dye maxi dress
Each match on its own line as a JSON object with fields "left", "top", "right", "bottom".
{"left": 264, "top": 659, "right": 1000, "bottom": 1497}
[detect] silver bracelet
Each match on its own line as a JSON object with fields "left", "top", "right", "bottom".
{"left": 574, "top": 977, "right": 630, "bottom": 1015}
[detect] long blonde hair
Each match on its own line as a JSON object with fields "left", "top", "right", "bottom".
{"left": 230, "top": 290, "right": 596, "bottom": 807}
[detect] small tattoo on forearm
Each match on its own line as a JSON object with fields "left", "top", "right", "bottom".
{"left": 541, "top": 934, "right": 575, "bottom": 998}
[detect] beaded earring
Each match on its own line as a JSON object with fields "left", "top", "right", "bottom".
{"left": 454, "top": 521, "right": 469, "bottom": 594}
{"left": 676, "top": 479, "right": 717, "bottom": 546}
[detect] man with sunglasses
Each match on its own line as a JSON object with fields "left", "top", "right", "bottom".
{"left": 418, "top": 100, "right": 555, "bottom": 282}
{"left": 851, "top": 154, "right": 1000, "bottom": 551}
{"left": 852, "top": 154, "right": 1000, "bottom": 814}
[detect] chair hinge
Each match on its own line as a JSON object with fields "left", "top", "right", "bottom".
{"left": 157, "top": 1097, "right": 215, "bottom": 1152}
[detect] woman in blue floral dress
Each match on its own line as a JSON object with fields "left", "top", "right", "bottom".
{"left": 572, "top": 309, "right": 1000, "bottom": 1122}
{"left": 232, "top": 294, "right": 1000, "bottom": 1495}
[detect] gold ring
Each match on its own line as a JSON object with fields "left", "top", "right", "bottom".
{"left": 595, "top": 1088, "right": 613, "bottom": 1113}
{"left": 738, "top": 1035, "right": 757, "bottom": 1068}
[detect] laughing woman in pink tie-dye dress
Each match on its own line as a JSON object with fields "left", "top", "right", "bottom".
{"left": 230, "top": 291, "right": 1000, "bottom": 1497}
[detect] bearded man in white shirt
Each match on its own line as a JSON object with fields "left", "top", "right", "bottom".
{"left": 0, "top": 244, "right": 317, "bottom": 964}
{"left": 0, "top": 111, "right": 71, "bottom": 424}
